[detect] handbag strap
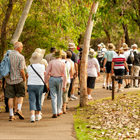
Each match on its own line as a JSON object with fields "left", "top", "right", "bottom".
{"left": 30, "top": 65, "right": 45, "bottom": 84}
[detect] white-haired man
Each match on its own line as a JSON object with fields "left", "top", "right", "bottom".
{"left": 67, "top": 43, "right": 78, "bottom": 100}
{"left": 132, "top": 44, "right": 140, "bottom": 88}
{"left": 5, "top": 42, "right": 26, "bottom": 121}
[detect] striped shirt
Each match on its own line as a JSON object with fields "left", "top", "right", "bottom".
{"left": 104, "top": 50, "right": 116, "bottom": 62}
{"left": 97, "top": 49, "right": 103, "bottom": 58}
{"left": 6, "top": 50, "right": 26, "bottom": 84}
{"left": 112, "top": 54, "right": 126, "bottom": 69}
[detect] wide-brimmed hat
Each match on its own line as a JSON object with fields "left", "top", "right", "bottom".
{"left": 68, "top": 43, "right": 76, "bottom": 48}
{"left": 122, "top": 43, "right": 129, "bottom": 50}
{"left": 62, "top": 50, "right": 67, "bottom": 56}
{"left": 29, "top": 52, "right": 43, "bottom": 64}
{"left": 88, "top": 48, "right": 97, "bottom": 58}
{"left": 108, "top": 43, "right": 115, "bottom": 50}
{"left": 49, "top": 47, "right": 56, "bottom": 52}
{"left": 132, "top": 44, "right": 138, "bottom": 48}
{"left": 100, "top": 43, "right": 106, "bottom": 48}
{"left": 52, "top": 50, "right": 63, "bottom": 58}
{"left": 35, "top": 48, "right": 46, "bottom": 57}
{"left": 97, "top": 44, "right": 102, "bottom": 47}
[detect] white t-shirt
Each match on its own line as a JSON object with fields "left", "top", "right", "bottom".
{"left": 61, "top": 59, "right": 71, "bottom": 83}
{"left": 123, "top": 50, "right": 134, "bottom": 66}
{"left": 27, "top": 64, "right": 45, "bottom": 85}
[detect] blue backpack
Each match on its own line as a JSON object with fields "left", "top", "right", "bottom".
{"left": 0, "top": 50, "right": 11, "bottom": 79}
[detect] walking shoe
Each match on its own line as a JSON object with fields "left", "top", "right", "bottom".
{"left": 30, "top": 115, "right": 35, "bottom": 123}
{"left": 128, "top": 83, "right": 131, "bottom": 87}
{"left": 9, "top": 116, "right": 16, "bottom": 121}
{"left": 52, "top": 114, "right": 57, "bottom": 118}
{"left": 109, "top": 86, "right": 112, "bottom": 90}
{"left": 70, "top": 97, "right": 75, "bottom": 101}
{"left": 71, "top": 95, "right": 78, "bottom": 100}
{"left": 16, "top": 110, "right": 25, "bottom": 120}
{"left": 124, "top": 85, "right": 129, "bottom": 88}
{"left": 106, "top": 86, "right": 109, "bottom": 90}
{"left": 102, "top": 85, "right": 105, "bottom": 89}
{"left": 88, "top": 96, "right": 93, "bottom": 100}
{"left": 36, "top": 114, "right": 42, "bottom": 121}
{"left": 117, "top": 89, "right": 123, "bottom": 92}
{"left": 135, "top": 86, "right": 138, "bottom": 88}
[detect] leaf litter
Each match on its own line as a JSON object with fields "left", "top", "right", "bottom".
{"left": 75, "top": 93, "right": 140, "bottom": 139}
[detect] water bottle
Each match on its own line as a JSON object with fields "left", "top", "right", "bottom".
{"left": 127, "top": 72, "right": 129, "bottom": 75}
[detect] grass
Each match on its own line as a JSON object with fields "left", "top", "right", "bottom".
{"left": 74, "top": 91, "right": 140, "bottom": 140}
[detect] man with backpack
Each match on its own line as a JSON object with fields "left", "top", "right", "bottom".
{"left": 5, "top": 42, "right": 26, "bottom": 121}
{"left": 122, "top": 43, "right": 134, "bottom": 88}
{"left": 132, "top": 44, "right": 140, "bottom": 88}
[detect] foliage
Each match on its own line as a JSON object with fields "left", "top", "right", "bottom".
{"left": 74, "top": 91, "right": 140, "bottom": 140}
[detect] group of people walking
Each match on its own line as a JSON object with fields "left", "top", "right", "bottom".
{"left": 1, "top": 42, "right": 79, "bottom": 122}
{"left": 1, "top": 41, "right": 140, "bottom": 122}
{"left": 97, "top": 42, "right": 140, "bottom": 92}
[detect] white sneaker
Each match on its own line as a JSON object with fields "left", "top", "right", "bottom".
{"left": 70, "top": 97, "right": 75, "bottom": 101}
{"left": 36, "top": 114, "right": 42, "bottom": 121}
{"left": 30, "top": 115, "right": 35, "bottom": 123}
{"left": 71, "top": 95, "right": 78, "bottom": 100}
{"left": 117, "top": 89, "right": 123, "bottom": 92}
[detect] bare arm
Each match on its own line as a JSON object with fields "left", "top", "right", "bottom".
{"left": 20, "top": 69, "right": 26, "bottom": 82}
{"left": 103, "top": 58, "right": 107, "bottom": 72}
{"left": 111, "top": 62, "right": 114, "bottom": 75}
{"left": 74, "top": 63, "right": 78, "bottom": 77}
{"left": 124, "top": 61, "right": 129, "bottom": 72}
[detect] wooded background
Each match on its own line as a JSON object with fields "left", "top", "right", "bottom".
{"left": 1, "top": 0, "right": 140, "bottom": 62}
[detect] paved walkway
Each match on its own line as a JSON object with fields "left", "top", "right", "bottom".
{"left": 0, "top": 83, "right": 140, "bottom": 140}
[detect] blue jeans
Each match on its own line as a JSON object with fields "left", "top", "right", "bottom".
{"left": 49, "top": 77, "right": 63, "bottom": 115}
{"left": 28, "top": 85, "right": 44, "bottom": 111}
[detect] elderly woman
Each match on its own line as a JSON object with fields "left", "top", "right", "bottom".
{"left": 103, "top": 43, "right": 116, "bottom": 90}
{"left": 45, "top": 50, "right": 67, "bottom": 118}
{"left": 27, "top": 52, "right": 45, "bottom": 122}
{"left": 87, "top": 49, "right": 100, "bottom": 100}
{"left": 111, "top": 48, "right": 129, "bottom": 92}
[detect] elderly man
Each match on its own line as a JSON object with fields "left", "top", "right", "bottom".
{"left": 67, "top": 43, "right": 78, "bottom": 100}
{"left": 132, "top": 44, "right": 140, "bottom": 88}
{"left": 5, "top": 42, "right": 26, "bottom": 121}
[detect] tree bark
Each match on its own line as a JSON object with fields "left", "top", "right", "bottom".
{"left": 122, "top": 23, "right": 130, "bottom": 47}
{"left": 0, "top": 0, "right": 14, "bottom": 62}
{"left": 80, "top": 1, "right": 99, "bottom": 107}
{"left": 10, "top": 0, "right": 33, "bottom": 44}
{"left": 104, "top": 28, "right": 111, "bottom": 43}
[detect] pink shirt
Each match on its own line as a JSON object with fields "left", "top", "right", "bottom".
{"left": 45, "top": 59, "right": 67, "bottom": 88}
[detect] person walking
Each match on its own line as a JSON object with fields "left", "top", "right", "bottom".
{"left": 67, "top": 43, "right": 78, "bottom": 100}
{"left": 5, "top": 42, "right": 26, "bottom": 121}
{"left": 45, "top": 50, "right": 67, "bottom": 118}
{"left": 61, "top": 51, "right": 72, "bottom": 113}
{"left": 45, "top": 47, "right": 56, "bottom": 64}
{"left": 132, "top": 44, "right": 140, "bottom": 88}
{"left": 111, "top": 47, "right": 129, "bottom": 92}
{"left": 122, "top": 43, "right": 134, "bottom": 88}
{"left": 45, "top": 47, "right": 56, "bottom": 99}
{"left": 103, "top": 43, "right": 116, "bottom": 90}
{"left": 27, "top": 52, "right": 45, "bottom": 122}
{"left": 87, "top": 49, "right": 100, "bottom": 100}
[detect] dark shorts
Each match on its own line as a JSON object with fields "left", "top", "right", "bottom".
{"left": 106, "top": 62, "right": 112, "bottom": 73}
{"left": 114, "top": 69, "right": 124, "bottom": 84}
{"left": 5, "top": 81, "right": 25, "bottom": 98}
{"left": 87, "top": 77, "right": 96, "bottom": 89}
{"left": 124, "top": 66, "right": 132, "bottom": 75}
{"left": 68, "top": 78, "right": 73, "bottom": 98}
{"left": 98, "top": 57, "right": 103, "bottom": 68}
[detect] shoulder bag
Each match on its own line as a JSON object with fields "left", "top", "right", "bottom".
{"left": 31, "top": 65, "right": 48, "bottom": 93}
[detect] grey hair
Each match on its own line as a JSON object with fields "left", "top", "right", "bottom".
{"left": 14, "top": 42, "right": 23, "bottom": 49}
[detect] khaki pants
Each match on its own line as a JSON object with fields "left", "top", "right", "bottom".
{"left": 133, "top": 66, "right": 140, "bottom": 87}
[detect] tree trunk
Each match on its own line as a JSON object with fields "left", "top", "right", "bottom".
{"left": 10, "top": 0, "right": 33, "bottom": 44}
{"left": 0, "top": 0, "right": 14, "bottom": 62}
{"left": 122, "top": 23, "right": 130, "bottom": 47}
{"left": 104, "top": 28, "right": 111, "bottom": 43}
{"left": 80, "top": 1, "right": 99, "bottom": 107}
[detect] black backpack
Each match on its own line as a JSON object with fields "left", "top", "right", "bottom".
{"left": 127, "top": 51, "right": 133, "bottom": 64}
